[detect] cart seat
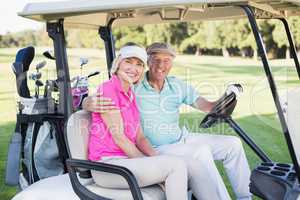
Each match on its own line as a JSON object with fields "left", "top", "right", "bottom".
{"left": 11, "top": 173, "right": 164, "bottom": 200}
{"left": 66, "top": 110, "right": 165, "bottom": 200}
{"left": 11, "top": 110, "right": 165, "bottom": 200}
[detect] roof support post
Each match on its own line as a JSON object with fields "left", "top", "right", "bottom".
{"left": 99, "top": 19, "right": 116, "bottom": 79}
{"left": 47, "top": 19, "right": 72, "bottom": 120}
{"left": 240, "top": 5, "right": 300, "bottom": 183}
{"left": 278, "top": 18, "right": 300, "bottom": 80}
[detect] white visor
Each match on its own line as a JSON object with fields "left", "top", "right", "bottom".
{"left": 119, "top": 45, "right": 147, "bottom": 65}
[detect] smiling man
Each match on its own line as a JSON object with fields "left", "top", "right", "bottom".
{"left": 83, "top": 42, "right": 252, "bottom": 200}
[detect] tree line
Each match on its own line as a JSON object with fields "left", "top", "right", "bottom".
{"left": 1, "top": 18, "right": 300, "bottom": 59}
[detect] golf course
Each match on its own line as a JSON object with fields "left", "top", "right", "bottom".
{"left": 0, "top": 47, "right": 299, "bottom": 199}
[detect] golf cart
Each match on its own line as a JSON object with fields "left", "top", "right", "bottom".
{"left": 5, "top": 0, "right": 300, "bottom": 199}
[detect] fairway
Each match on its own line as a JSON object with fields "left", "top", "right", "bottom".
{"left": 0, "top": 48, "right": 299, "bottom": 199}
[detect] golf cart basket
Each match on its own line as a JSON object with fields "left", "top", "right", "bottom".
{"left": 7, "top": 0, "right": 300, "bottom": 200}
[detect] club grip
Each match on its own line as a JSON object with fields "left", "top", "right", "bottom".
{"left": 36, "top": 61, "right": 47, "bottom": 70}
{"left": 88, "top": 71, "right": 100, "bottom": 78}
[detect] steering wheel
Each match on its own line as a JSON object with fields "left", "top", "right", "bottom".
{"left": 199, "top": 84, "right": 243, "bottom": 128}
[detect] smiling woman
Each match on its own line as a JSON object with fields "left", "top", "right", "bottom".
{"left": 88, "top": 43, "right": 189, "bottom": 200}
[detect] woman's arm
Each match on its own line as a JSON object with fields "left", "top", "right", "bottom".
{"left": 135, "top": 125, "right": 158, "bottom": 157}
{"left": 101, "top": 110, "right": 145, "bottom": 158}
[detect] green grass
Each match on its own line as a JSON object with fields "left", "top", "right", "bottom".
{"left": 0, "top": 48, "right": 299, "bottom": 199}
{"left": 0, "top": 122, "right": 17, "bottom": 200}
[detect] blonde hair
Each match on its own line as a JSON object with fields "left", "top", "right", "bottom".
{"left": 110, "top": 56, "right": 121, "bottom": 76}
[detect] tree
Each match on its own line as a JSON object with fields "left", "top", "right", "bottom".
{"left": 144, "top": 24, "right": 173, "bottom": 46}
{"left": 1, "top": 16, "right": 298, "bottom": 60}
{"left": 78, "top": 29, "right": 104, "bottom": 48}
{"left": 179, "top": 21, "right": 206, "bottom": 55}
{"left": 272, "top": 20, "right": 290, "bottom": 58}
{"left": 258, "top": 20, "right": 278, "bottom": 59}
{"left": 180, "top": 21, "right": 225, "bottom": 56}
{"left": 234, "top": 20, "right": 257, "bottom": 59}
{"left": 113, "top": 26, "right": 147, "bottom": 48}
{"left": 168, "top": 22, "right": 188, "bottom": 50}
{"left": 288, "top": 17, "right": 300, "bottom": 55}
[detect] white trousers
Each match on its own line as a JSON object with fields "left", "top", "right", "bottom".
{"left": 156, "top": 133, "right": 252, "bottom": 200}
{"left": 92, "top": 155, "right": 188, "bottom": 200}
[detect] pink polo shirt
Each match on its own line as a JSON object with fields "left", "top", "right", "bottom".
{"left": 88, "top": 75, "right": 140, "bottom": 161}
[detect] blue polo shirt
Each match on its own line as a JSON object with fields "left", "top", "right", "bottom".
{"left": 134, "top": 73, "right": 200, "bottom": 146}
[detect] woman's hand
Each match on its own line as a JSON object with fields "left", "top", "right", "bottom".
{"left": 82, "top": 92, "right": 119, "bottom": 113}
{"left": 136, "top": 126, "right": 158, "bottom": 157}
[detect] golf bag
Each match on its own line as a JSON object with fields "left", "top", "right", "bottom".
{"left": 5, "top": 46, "right": 68, "bottom": 188}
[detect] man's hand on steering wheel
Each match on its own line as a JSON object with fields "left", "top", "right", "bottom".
{"left": 199, "top": 84, "right": 243, "bottom": 128}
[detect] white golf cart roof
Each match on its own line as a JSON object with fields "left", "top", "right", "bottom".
{"left": 19, "top": 0, "right": 300, "bottom": 29}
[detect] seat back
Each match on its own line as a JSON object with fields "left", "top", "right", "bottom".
{"left": 65, "top": 110, "right": 166, "bottom": 200}
{"left": 66, "top": 110, "right": 91, "bottom": 160}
